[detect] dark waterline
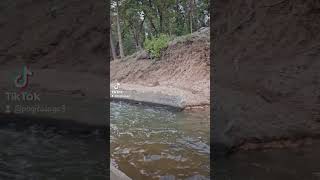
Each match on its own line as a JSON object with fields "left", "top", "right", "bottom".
{"left": 111, "top": 99, "right": 183, "bottom": 112}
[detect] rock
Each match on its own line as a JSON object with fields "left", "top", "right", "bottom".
{"left": 143, "top": 154, "right": 161, "bottom": 161}
{"left": 136, "top": 50, "right": 150, "bottom": 60}
{"left": 147, "top": 81, "right": 160, "bottom": 87}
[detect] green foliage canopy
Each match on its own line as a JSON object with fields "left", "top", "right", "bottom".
{"left": 111, "top": 0, "right": 209, "bottom": 58}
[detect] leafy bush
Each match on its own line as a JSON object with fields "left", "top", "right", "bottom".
{"left": 144, "top": 34, "right": 170, "bottom": 58}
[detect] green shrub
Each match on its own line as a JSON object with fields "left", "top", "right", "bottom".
{"left": 144, "top": 34, "right": 170, "bottom": 58}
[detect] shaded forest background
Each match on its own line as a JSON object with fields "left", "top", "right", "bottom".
{"left": 110, "top": 0, "right": 210, "bottom": 59}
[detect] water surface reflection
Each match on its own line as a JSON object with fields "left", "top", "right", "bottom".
{"left": 111, "top": 101, "right": 210, "bottom": 179}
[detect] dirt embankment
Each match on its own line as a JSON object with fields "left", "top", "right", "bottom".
{"left": 0, "top": 0, "right": 108, "bottom": 127}
{"left": 111, "top": 28, "right": 210, "bottom": 109}
{"left": 0, "top": 0, "right": 107, "bottom": 98}
{"left": 212, "top": 0, "right": 320, "bottom": 152}
{"left": 0, "top": 0, "right": 107, "bottom": 74}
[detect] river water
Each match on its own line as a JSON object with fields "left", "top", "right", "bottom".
{"left": 110, "top": 101, "right": 210, "bottom": 180}
{"left": 0, "top": 124, "right": 107, "bottom": 179}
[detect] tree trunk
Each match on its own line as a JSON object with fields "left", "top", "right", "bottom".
{"left": 135, "top": 18, "right": 145, "bottom": 50}
{"left": 157, "top": 7, "right": 163, "bottom": 33}
{"left": 189, "top": 0, "right": 194, "bottom": 33}
{"left": 116, "top": 0, "right": 125, "bottom": 58}
{"left": 132, "top": 28, "right": 141, "bottom": 51}
{"left": 146, "top": 1, "right": 159, "bottom": 36}
{"left": 110, "top": 32, "right": 117, "bottom": 60}
{"left": 145, "top": 14, "right": 158, "bottom": 36}
{"left": 175, "top": 0, "right": 180, "bottom": 34}
{"left": 159, "top": 13, "right": 163, "bottom": 33}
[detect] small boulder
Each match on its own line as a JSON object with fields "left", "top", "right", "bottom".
{"left": 136, "top": 50, "right": 150, "bottom": 60}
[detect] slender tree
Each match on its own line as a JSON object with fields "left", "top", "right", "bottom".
{"left": 116, "top": 0, "right": 125, "bottom": 58}
{"left": 110, "top": 32, "right": 117, "bottom": 60}
{"left": 189, "top": 0, "right": 194, "bottom": 33}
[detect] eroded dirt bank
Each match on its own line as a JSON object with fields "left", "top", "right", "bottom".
{"left": 0, "top": 0, "right": 108, "bottom": 101}
{"left": 111, "top": 28, "right": 210, "bottom": 110}
{"left": 0, "top": 0, "right": 108, "bottom": 124}
{"left": 0, "top": 0, "right": 107, "bottom": 74}
{"left": 212, "top": 0, "right": 320, "bottom": 152}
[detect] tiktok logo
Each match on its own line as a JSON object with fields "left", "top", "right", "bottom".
{"left": 4, "top": 65, "right": 40, "bottom": 106}
{"left": 113, "top": 81, "right": 120, "bottom": 90}
{"left": 14, "top": 65, "right": 33, "bottom": 93}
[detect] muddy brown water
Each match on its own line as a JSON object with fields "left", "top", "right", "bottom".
{"left": 110, "top": 101, "right": 210, "bottom": 180}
